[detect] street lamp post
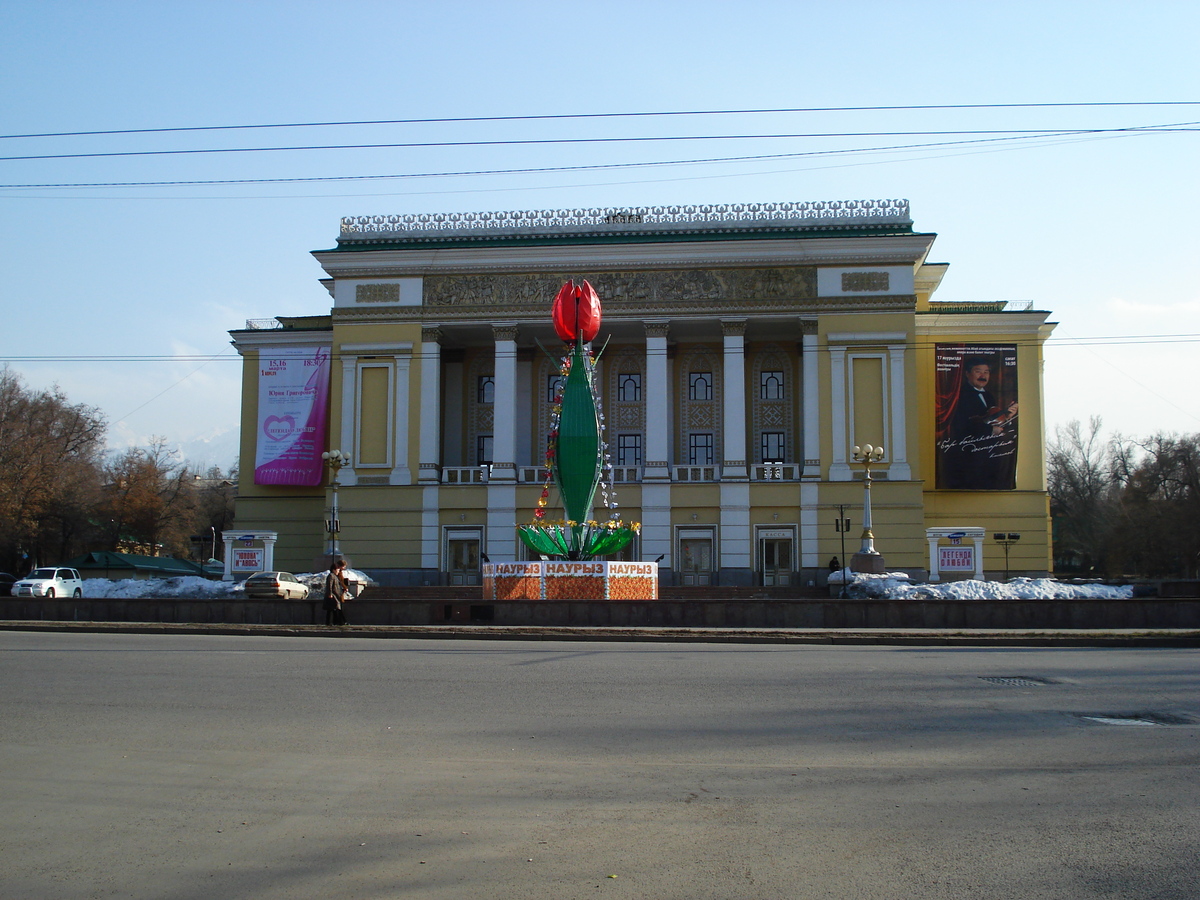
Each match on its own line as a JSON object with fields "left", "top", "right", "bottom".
{"left": 850, "top": 443, "right": 886, "bottom": 574}
{"left": 834, "top": 503, "right": 851, "bottom": 598}
{"left": 993, "top": 532, "right": 1021, "bottom": 582}
{"left": 321, "top": 449, "right": 348, "bottom": 563}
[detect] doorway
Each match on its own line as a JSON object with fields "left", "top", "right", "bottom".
{"left": 445, "top": 529, "right": 482, "bottom": 585}
{"left": 760, "top": 537, "right": 793, "bottom": 586}
{"left": 679, "top": 534, "right": 714, "bottom": 586}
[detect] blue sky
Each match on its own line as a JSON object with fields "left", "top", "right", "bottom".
{"left": 2, "top": 0, "right": 1198, "bottom": 469}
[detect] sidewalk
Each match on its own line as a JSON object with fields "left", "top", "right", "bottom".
{"left": 2, "top": 620, "right": 1198, "bottom": 646}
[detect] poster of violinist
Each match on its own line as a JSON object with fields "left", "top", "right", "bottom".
{"left": 935, "top": 344, "right": 1018, "bottom": 490}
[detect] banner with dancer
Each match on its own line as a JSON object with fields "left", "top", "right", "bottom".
{"left": 935, "top": 344, "right": 1018, "bottom": 490}
{"left": 254, "top": 346, "right": 331, "bottom": 486}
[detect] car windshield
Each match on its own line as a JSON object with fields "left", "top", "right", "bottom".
{"left": 29, "top": 568, "right": 56, "bottom": 579}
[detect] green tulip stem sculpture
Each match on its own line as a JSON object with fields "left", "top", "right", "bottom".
{"left": 517, "top": 280, "right": 640, "bottom": 560}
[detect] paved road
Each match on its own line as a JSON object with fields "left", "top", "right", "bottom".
{"left": 2, "top": 631, "right": 1197, "bottom": 899}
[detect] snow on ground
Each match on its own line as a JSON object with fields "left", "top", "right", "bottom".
{"left": 81, "top": 570, "right": 375, "bottom": 599}
{"left": 842, "top": 575, "right": 1133, "bottom": 601}
{"left": 74, "top": 570, "right": 1129, "bottom": 600}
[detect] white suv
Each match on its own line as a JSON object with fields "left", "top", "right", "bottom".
{"left": 14, "top": 567, "right": 84, "bottom": 598}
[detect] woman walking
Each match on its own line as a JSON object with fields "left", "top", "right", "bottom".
{"left": 323, "top": 558, "right": 349, "bottom": 626}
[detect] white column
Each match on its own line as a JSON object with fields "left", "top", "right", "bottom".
{"left": 801, "top": 320, "right": 820, "bottom": 478}
{"left": 887, "top": 342, "right": 911, "bottom": 480}
{"left": 390, "top": 350, "right": 412, "bottom": 485}
{"left": 828, "top": 346, "right": 851, "bottom": 481}
{"left": 643, "top": 321, "right": 671, "bottom": 481}
{"left": 721, "top": 320, "right": 748, "bottom": 480}
{"left": 719, "top": 481, "right": 752, "bottom": 582}
{"left": 418, "top": 326, "right": 442, "bottom": 484}
{"left": 486, "top": 483, "right": 518, "bottom": 562}
{"left": 491, "top": 324, "right": 519, "bottom": 483}
{"left": 973, "top": 535, "right": 985, "bottom": 580}
{"left": 799, "top": 482, "right": 819, "bottom": 568}
{"left": 641, "top": 483, "right": 672, "bottom": 569}
{"left": 928, "top": 535, "right": 941, "bottom": 582}
{"left": 516, "top": 350, "right": 533, "bottom": 474}
{"left": 421, "top": 485, "right": 440, "bottom": 574}
{"left": 262, "top": 535, "right": 277, "bottom": 571}
{"left": 339, "top": 355, "right": 358, "bottom": 486}
{"left": 222, "top": 534, "right": 235, "bottom": 580}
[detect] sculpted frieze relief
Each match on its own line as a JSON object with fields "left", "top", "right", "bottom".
{"left": 333, "top": 293, "right": 914, "bottom": 324}
{"left": 422, "top": 267, "right": 817, "bottom": 308}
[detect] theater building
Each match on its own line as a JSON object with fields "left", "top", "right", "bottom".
{"left": 230, "top": 200, "right": 1055, "bottom": 586}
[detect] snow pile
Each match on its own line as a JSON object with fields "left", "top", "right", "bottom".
{"left": 80, "top": 569, "right": 375, "bottom": 599}
{"left": 827, "top": 567, "right": 908, "bottom": 585}
{"left": 84, "top": 576, "right": 239, "bottom": 599}
{"left": 843, "top": 575, "right": 1133, "bottom": 601}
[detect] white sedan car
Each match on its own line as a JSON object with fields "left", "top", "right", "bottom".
{"left": 242, "top": 571, "right": 312, "bottom": 600}
{"left": 14, "top": 567, "right": 84, "bottom": 598}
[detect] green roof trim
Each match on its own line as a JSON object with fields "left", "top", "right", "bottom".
{"left": 322, "top": 224, "right": 920, "bottom": 254}
{"left": 65, "top": 551, "right": 206, "bottom": 576}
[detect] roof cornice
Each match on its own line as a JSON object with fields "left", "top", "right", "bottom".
{"left": 312, "top": 234, "right": 937, "bottom": 278}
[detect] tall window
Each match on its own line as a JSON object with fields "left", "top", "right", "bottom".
{"left": 760, "top": 370, "right": 785, "bottom": 400}
{"left": 761, "top": 432, "right": 785, "bottom": 463}
{"left": 477, "top": 375, "right": 494, "bottom": 404}
{"left": 476, "top": 435, "right": 493, "bottom": 465}
{"left": 688, "top": 372, "right": 713, "bottom": 401}
{"left": 617, "top": 433, "right": 642, "bottom": 466}
{"left": 688, "top": 433, "right": 714, "bottom": 465}
{"left": 617, "top": 372, "right": 642, "bottom": 402}
{"left": 546, "top": 373, "right": 563, "bottom": 403}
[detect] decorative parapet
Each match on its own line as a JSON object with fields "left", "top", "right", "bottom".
{"left": 339, "top": 199, "right": 910, "bottom": 239}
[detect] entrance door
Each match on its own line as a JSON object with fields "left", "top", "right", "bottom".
{"left": 448, "top": 538, "right": 481, "bottom": 585}
{"left": 761, "top": 538, "right": 792, "bottom": 586}
{"left": 679, "top": 537, "right": 713, "bottom": 586}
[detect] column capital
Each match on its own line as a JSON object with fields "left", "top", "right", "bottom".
{"left": 492, "top": 323, "right": 520, "bottom": 342}
{"left": 800, "top": 318, "right": 818, "bottom": 336}
{"left": 421, "top": 325, "right": 442, "bottom": 343}
{"left": 720, "top": 319, "right": 747, "bottom": 338}
{"left": 644, "top": 320, "right": 671, "bottom": 340}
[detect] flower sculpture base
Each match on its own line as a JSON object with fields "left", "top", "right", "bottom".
{"left": 483, "top": 561, "right": 659, "bottom": 601}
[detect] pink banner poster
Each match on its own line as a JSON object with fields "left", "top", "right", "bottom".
{"left": 935, "top": 343, "right": 1018, "bottom": 490}
{"left": 254, "top": 347, "right": 330, "bottom": 486}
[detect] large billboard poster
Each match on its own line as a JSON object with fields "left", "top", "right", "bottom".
{"left": 254, "top": 346, "right": 330, "bottom": 486}
{"left": 935, "top": 343, "right": 1018, "bottom": 490}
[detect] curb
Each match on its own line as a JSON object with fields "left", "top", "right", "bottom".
{"left": 2, "top": 621, "right": 1200, "bottom": 647}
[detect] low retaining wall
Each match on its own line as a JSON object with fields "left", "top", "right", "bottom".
{"left": 3, "top": 597, "right": 1199, "bottom": 629}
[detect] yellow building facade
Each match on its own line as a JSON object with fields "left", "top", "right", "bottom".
{"left": 231, "top": 201, "right": 1054, "bottom": 586}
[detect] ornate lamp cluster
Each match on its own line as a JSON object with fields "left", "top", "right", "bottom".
{"left": 518, "top": 280, "right": 639, "bottom": 560}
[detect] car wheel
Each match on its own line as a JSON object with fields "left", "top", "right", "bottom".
{"left": 73, "top": 588, "right": 82, "bottom": 598}
{"left": 46, "top": 588, "right": 55, "bottom": 598}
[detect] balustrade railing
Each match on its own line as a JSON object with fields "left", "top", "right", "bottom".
{"left": 751, "top": 463, "right": 800, "bottom": 481}
{"left": 341, "top": 199, "right": 910, "bottom": 237}
{"left": 441, "top": 467, "right": 489, "bottom": 484}
{"left": 673, "top": 466, "right": 719, "bottom": 483}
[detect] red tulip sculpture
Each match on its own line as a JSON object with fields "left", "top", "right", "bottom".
{"left": 517, "top": 280, "right": 638, "bottom": 559}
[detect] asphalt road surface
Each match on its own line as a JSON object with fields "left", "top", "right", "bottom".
{"left": 2, "top": 631, "right": 1197, "bottom": 900}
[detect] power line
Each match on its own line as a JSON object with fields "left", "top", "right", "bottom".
{"left": 3, "top": 124, "right": 1194, "bottom": 163}
{"left": 6, "top": 333, "right": 1200, "bottom": 364}
{"left": 3, "top": 101, "right": 1199, "bottom": 141}
{"left": 0, "top": 131, "right": 1114, "bottom": 190}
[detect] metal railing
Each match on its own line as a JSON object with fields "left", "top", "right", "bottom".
{"left": 751, "top": 463, "right": 800, "bottom": 481}
{"left": 673, "top": 466, "right": 719, "bottom": 482}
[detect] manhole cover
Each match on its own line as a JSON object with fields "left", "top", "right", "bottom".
{"left": 979, "top": 676, "right": 1055, "bottom": 687}
{"left": 1076, "top": 712, "right": 1195, "bottom": 726}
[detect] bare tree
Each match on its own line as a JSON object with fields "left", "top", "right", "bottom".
{"left": 1111, "top": 432, "right": 1200, "bottom": 578}
{"left": 0, "top": 367, "right": 106, "bottom": 571}
{"left": 98, "top": 437, "right": 197, "bottom": 557}
{"left": 1047, "top": 417, "right": 1118, "bottom": 575}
